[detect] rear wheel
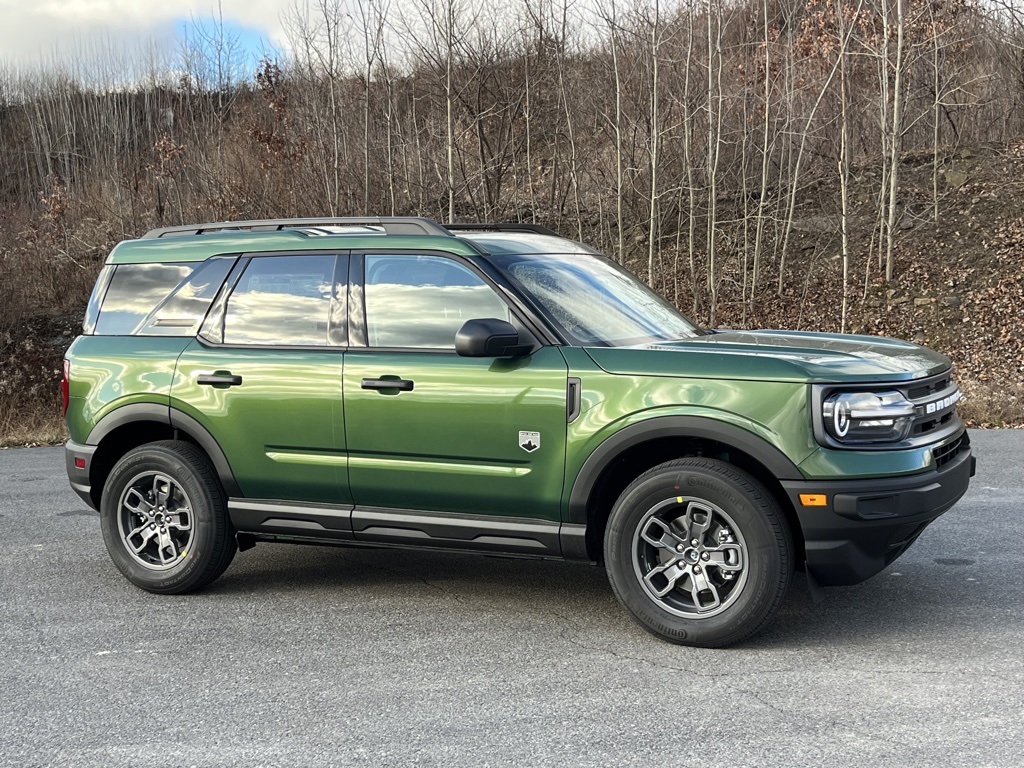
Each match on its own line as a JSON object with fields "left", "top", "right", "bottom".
{"left": 100, "top": 441, "right": 236, "bottom": 594}
{"left": 604, "top": 458, "right": 792, "bottom": 647}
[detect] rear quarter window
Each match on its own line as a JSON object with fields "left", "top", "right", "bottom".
{"left": 93, "top": 260, "right": 233, "bottom": 336}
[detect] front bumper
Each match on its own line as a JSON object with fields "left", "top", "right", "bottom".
{"left": 781, "top": 435, "right": 975, "bottom": 586}
{"left": 65, "top": 439, "right": 98, "bottom": 510}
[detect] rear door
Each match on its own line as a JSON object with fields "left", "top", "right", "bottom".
{"left": 342, "top": 251, "right": 569, "bottom": 522}
{"left": 171, "top": 252, "right": 348, "bottom": 504}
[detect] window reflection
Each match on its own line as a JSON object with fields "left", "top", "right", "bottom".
{"left": 364, "top": 255, "right": 509, "bottom": 349}
{"left": 224, "top": 255, "right": 335, "bottom": 346}
{"left": 95, "top": 264, "right": 194, "bottom": 335}
{"left": 140, "top": 258, "right": 234, "bottom": 336}
{"left": 498, "top": 255, "right": 699, "bottom": 346}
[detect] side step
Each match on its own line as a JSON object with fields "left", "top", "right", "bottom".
{"left": 227, "top": 498, "right": 592, "bottom": 562}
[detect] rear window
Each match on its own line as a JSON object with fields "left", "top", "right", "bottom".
{"left": 93, "top": 260, "right": 233, "bottom": 336}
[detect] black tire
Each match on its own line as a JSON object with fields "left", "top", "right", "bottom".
{"left": 100, "top": 440, "right": 236, "bottom": 594}
{"left": 604, "top": 458, "right": 792, "bottom": 648}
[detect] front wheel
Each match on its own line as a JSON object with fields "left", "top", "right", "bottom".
{"left": 604, "top": 458, "right": 792, "bottom": 647}
{"left": 100, "top": 441, "right": 236, "bottom": 594}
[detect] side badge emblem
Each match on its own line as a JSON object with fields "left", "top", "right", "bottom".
{"left": 519, "top": 431, "right": 540, "bottom": 453}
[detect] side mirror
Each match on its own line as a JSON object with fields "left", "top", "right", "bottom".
{"left": 455, "top": 318, "right": 531, "bottom": 358}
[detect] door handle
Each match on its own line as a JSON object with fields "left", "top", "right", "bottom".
{"left": 197, "top": 372, "right": 243, "bottom": 387}
{"left": 361, "top": 377, "right": 414, "bottom": 392}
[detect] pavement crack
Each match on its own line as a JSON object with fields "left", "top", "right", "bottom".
{"left": 415, "top": 576, "right": 468, "bottom": 605}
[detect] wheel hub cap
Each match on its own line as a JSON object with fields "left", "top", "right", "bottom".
{"left": 631, "top": 497, "right": 749, "bottom": 619}
{"left": 116, "top": 472, "right": 195, "bottom": 571}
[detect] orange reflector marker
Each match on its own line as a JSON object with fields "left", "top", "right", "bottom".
{"left": 799, "top": 494, "right": 827, "bottom": 507}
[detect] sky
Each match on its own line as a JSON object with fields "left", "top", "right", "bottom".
{"left": 0, "top": 0, "right": 289, "bottom": 72}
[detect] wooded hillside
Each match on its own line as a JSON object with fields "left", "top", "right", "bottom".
{"left": 2, "top": 0, "right": 1023, "bottom": 442}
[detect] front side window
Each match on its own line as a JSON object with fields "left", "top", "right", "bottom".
{"left": 223, "top": 255, "right": 337, "bottom": 346}
{"left": 491, "top": 253, "right": 700, "bottom": 347}
{"left": 363, "top": 254, "right": 509, "bottom": 349}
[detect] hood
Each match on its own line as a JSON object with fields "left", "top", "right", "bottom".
{"left": 584, "top": 330, "right": 951, "bottom": 384}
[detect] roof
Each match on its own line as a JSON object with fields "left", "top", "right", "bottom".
{"left": 107, "top": 231, "right": 480, "bottom": 264}
{"left": 106, "top": 218, "right": 590, "bottom": 264}
{"left": 456, "top": 232, "right": 600, "bottom": 255}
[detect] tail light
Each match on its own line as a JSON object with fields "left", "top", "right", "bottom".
{"left": 61, "top": 359, "right": 70, "bottom": 416}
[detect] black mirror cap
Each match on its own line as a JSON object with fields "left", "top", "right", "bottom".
{"left": 455, "top": 318, "right": 531, "bottom": 357}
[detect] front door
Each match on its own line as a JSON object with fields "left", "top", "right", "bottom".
{"left": 343, "top": 252, "right": 569, "bottom": 520}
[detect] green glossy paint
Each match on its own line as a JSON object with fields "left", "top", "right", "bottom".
{"left": 171, "top": 339, "right": 346, "bottom": 503}
{"left": 565, "top": 363, "right": 816, "bottom": 483}
{"left": 65, "top": 335, "right": 190, "bottom": 443}
{"left": 797, "top": 434, "right": 959, "bottom": 479}
{"left": 588, "top": 331, "right": 950, "bottom": 383}
{"left": 342, "top": 346, "right": 569, "bottom": 518}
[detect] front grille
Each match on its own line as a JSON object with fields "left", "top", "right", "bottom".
{"left": 907, "top": 376, "right": 950, "bottom": 400}
{"left": 897, "top": 372, "right": 962, "bottom": 441}
{"left": 911, "top": 409, "right": 956, "bottom": 437}
{"left": 934, "top": 432, "right": 968, "bottom": 469}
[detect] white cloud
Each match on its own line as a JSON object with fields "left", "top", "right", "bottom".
{"left": 0, "top": 0, "right": 292, "bottom": 69}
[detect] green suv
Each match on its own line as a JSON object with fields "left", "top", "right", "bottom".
{"left": 63, "top": 217, "right": 975, "bottom": 647}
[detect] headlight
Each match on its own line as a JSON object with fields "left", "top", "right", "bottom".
{"left": 822, "top": 390, "right": 916, "bottom": 444}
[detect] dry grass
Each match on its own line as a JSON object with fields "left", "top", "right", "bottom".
{"left": 0, "top": 314, "right": 77, "bottom": 447}
{"left": 958, "top": 380, "right": 1024, "bottom": 429}
{"left": 0, "top": 402, "right": 67, "bottom": 447}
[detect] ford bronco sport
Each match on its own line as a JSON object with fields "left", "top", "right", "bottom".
{"left": 63, "top": 217, "right": 975, "bottom": 647}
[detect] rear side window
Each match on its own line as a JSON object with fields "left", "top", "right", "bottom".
{"left": 222, "top": 255, "right": 337, "bottom": 346}
{"left": 94, "top": 264, "right": 195, "bottom": 335}
{"left": 92, "top": 259, "right": 234, "bottom": 337}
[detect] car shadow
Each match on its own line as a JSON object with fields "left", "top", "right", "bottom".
{"left": 203, "top": 541, "right": 1013, "bottom": 650}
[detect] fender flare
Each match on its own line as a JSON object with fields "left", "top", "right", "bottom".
{"left": 566, "top": 415, "right": 803, "bottom": 526}
{"left": 85, "top": 403, "right": 241, "bottom": 497}
{"left": 86, "top": 402, "right": 169, "bottom": 444}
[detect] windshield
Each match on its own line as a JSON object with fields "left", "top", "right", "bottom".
{"left": 490, "top": 253, "right": 701, "bottom": 346}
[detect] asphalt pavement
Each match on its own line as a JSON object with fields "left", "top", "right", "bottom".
{"left": 1, "top": 430, "right": 1021, "bottom": 767}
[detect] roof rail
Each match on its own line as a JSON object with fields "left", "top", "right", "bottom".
{"left": 141, "top": 217, "right": 452, "bottom": 239}
{"left": 445, "top": 222, "right": 561, "bottom": 237}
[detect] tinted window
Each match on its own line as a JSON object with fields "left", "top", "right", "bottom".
{"left": 223, "top": 255, "right": 336, "bottom": 346}
{"left": 138, "top": 258, "right": 234, "bottom": 336}
{"left": 83, "top": 265, "right": 115, "bottom": 334}
{"left": 364, "top": 254, "right": 509, "bottom": 349}
{"left": 94, "top": 263, "right": 194, "bottom": 335}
